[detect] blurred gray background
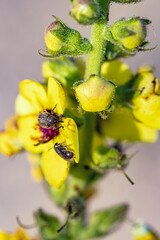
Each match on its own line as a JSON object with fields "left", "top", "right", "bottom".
{"left": 0, "top": 0, "right": 160, "bottom": 239}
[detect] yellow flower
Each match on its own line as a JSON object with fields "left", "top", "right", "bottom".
{"left": 101, "top": 110, "right": 157, "bottom": 142}
{"left": 132, "top": 67, "right": 160, "bottom": 129}
{"left": 0, "top": 229, "right": 29, "bottom": 240}
{"left": 132, "top": 220, "right": 159, "bottom": 240}
{"left": 16, "top": 77, "right": 79, "bottom": 188}
{"left": 101, "top": 60, "right": 132, "bottom": 85}
{"left": 0, "top": 116, "right": 23, "bottom": 156}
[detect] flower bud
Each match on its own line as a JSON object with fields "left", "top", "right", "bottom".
{"left": 0, "top": 116, "right": 23, "bottom": 156}
{"left": 75, "top": 75, "right": 115, "bottom": 112}
{"left": 42, "top": 58, "right": 81, "bottom": 88}
{"left": 111, "top": 18, "right": 148, "bottom": 50}
{"left": 70, "top": 0, "right": 100, "bottom": 25}
{"left": 43, "top": 16, "right": 92, "bottom": 57}
{"left": 66, "top": 197, "right": 85, "bottom": 219}
{"left": 45, "top": 21, "right": 63, "bottom": 51}
{"left": 92, "top": 145, "right": 126, "bottom": 169}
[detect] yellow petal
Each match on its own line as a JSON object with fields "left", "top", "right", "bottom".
{"left": 15, "top": 94, "right": 37, "bottom": 116}
{"left": 0, "top": 231, "right": 10, "bottom": 240}
{"left": 0, "top": 229, "right": 29, "bottom": 240}
{"left": 133, "top": 72, "right": 156, "bottom": 98}
{"left": 101, "top": 111, "right": 157, "bottom": 142}
{"left": 134, "top": 234, "right": 157, "bottom": 240}
{"left": 41, "top": 143, "right": 70, "bottom": 188}
{"left": 46, "top": 77, "right": 65, "bottom": 115}
{"left": 18, "top": 116, "right": 51, "bottom": 153}
{"left": 58, "top": 118, "right": 79, "bottom": 163}
{"left": 0, "top": 131, "right": 22, "bottom": 156}
{"left": 14, "top": 229, "right": 29, "bottom": 240}
{"left": 133, "top": 95, "right": 160, "bottom": 129}
{"left": 101, "top": 60, "right": 132, "bottom": 85}
{"left": 5, "top": 115, "right": 18, "bottom": 132}
{"left": 19, "top": 80, "right": 47, "bottom": 114}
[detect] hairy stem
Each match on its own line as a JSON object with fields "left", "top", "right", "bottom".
{"left": 85, "top": 0, "right": 110, "bottom": 78}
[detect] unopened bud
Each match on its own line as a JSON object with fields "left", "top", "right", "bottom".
{"left": 0, "top": 116, "right": 23, "bottom": 156}
{"left": 75, "top": 75, "right": 115, "bottom": 112}
{"left": 45, "top": 21, "right": 63, "bottom": 51}
{"left": 43, "top": 16, "right": 92, "bottom": 57}
{"left": 92, "top": 145, "right": 124, "bottom": 168}
{"left": 66, "top": 197, "right": 85, "bottom": 219}
{"left": 70, "top": 0, "right": 100, "bottom": 25}
{"left": 111, "top": 18, "right": 149, "bottom": 50}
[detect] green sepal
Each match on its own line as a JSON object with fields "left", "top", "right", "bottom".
{"left": 42, "top": 57, "right": 81, "bottom": 89}
{"left": 113, "top": 74, "right": 139, "bottom": 108}
{"left": 80, "top": 204, "right": 129, "bottom": 239}
{"left": 105, "top": 41, "right": 131, "bottom": 61}
{"left": 34, "top": 208, "right": 66, "bottom": 240}
{"left": 39, "top": 38, "right": 92, "bottom": 58}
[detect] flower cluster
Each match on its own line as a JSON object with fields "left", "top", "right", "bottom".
{"left": 0, "top": 0, "right": 159, "bottom": 239}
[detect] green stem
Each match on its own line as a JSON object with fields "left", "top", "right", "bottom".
{"left": 85, "top": 0, "right": 110, "bottom": 79}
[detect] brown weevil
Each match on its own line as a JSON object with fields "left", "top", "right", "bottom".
{"left": 38, "top": 105, "right": 63, "bottom": 130}
{"left": 54, "top": 142, "right": 75, "bottom": 163}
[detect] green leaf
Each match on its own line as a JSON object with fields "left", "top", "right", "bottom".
{"left": 81, "top": 204, "right": 129, "bottom": 239}
{"left": 34, "top": 209, "right": 66, "bottom": 240}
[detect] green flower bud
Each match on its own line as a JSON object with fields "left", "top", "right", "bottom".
{"left": 75, "top": 74, "right": 115, "bottom": 112}
{"left": 70, "top": 0, "right": 100, "bottom": 25}
{"left": 111, "top": 18, "right": 149, "bottom": 50}
{"left": 42, "top": 16, "right": 92, "bottom": 57}
{"left": 42, "top": 57, "right": 81, "bottom": 88}
{"left": 66, "top": 197, "right": 85, "bottom": 219}
{"left": 92, "top": 145, "right": 127, "bottom": 169}
{"left": 92, "top": 144, "right": 135, "bottom": 184}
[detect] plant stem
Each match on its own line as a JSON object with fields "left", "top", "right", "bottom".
{"left": 85, "top": 0, "right": 110, "bottom": 79}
